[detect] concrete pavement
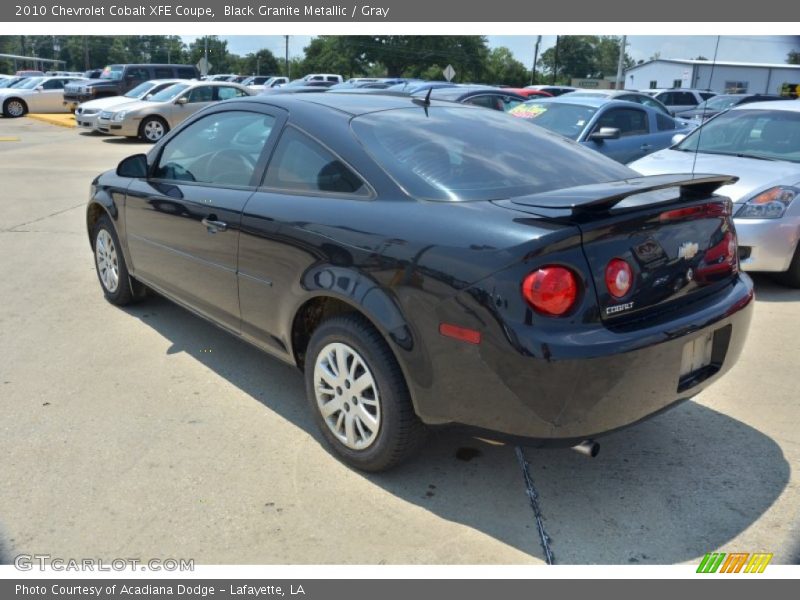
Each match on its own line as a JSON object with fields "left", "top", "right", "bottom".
{"left": 0, "top": 117, "right": 797, "bottom": 565}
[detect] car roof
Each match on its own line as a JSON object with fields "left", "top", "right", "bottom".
{"left": 526, "top": 95, "right": 615, "bottom": 108}
{"left": 730, "top": 100, "right": 800, "bottom": 112}
{"left": 241, "top": 91, "right": 473, "bottom": 116}
{"left": 414, "top": 85, "right": 517, "bottom": 100}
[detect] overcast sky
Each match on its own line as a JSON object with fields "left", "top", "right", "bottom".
{"left": 181, "top": 35, "right": 798, "bottom": 67}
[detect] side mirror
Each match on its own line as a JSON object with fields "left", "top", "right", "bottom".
{"left": 589, "top": 127, "right": 621, "bottom": 141}
{"left": 144, "top": 93, "right": 153, "bottom": 100}
{"left": 35, "top": 85, "right": 43, "bottom": 92}
{"left": 175, "top": 96, "right": 188, "bottom": 105}
{"left": 671, "top": 133, "right": 687, "bottom": 146}
{"left": 117, "top": 154, "right": 148, "bottom": 178}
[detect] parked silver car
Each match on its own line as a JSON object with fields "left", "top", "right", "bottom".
{"left": 0, "top": 76, "right": 85, "bottom": 117}
{"left": 629, "top": 100, "right": 800, "bottom": 286}
{"left": 96, "top": 81, "right": 252, "bottom": 142}
{"left": 74, "top": 79, "right": 185, "bottom": 132}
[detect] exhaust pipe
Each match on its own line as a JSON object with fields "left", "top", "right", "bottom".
{"left": 571, "top": 440, "right": 600, "bottom": 458}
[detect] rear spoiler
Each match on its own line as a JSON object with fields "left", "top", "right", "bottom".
{"left": 509, "top": 174, "right": 737, "bottom": 217}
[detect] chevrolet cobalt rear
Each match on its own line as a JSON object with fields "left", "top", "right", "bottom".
{"left": 87, "top": 94, "right": 753, "bottom": 471}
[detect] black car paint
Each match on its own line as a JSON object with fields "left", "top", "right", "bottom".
{"left": 88, "top": 94, "right": 754, "bottom": 443}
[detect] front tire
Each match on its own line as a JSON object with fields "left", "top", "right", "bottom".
{"left": 92, "top": 214, "right": 144, "bottom": 305}
{"left": 305, "top": 314, "right": 426, "bottom": 472}
{"left": 139, "top": 116, "right": 168, "bottom": 143}
{"left": 3, "top": 98, "right": 27, "bottom": 118}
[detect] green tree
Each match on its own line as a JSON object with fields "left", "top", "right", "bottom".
{"left": 788, "top": 50, "right": 800, "bottom": 65}
{"left": 239, "top": 49, "right": 280, "bottom": 75}
{"left": 484, "top": 47, "right": 529, "bottom": 86}
{"left": 188, "top": 36, "right": 235, "bottom": 74}
{"left": 540, "top": 36, "right": 632, "bottom": 83}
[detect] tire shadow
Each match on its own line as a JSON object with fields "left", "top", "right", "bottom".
{"left": 122, "top": 293, "right": 790, "bottom": 565}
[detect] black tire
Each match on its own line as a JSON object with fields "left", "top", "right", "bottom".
{"left": 91, "top": 214, "right": 145, "bottom": 306}
{"left": 138, "top": 116, "right": 169, "bottom": 143}
{"left": 774, "top": 241, "right": 800, "bottom": 288}
{"left": 304, "top": 314, "right": 426, "bottom": 472}
{"left": 3, "top": 98, "right": 28, "bottom": 118}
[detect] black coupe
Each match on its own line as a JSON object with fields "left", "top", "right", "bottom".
{"left": 87, "top": 93, "right": 754, "bottom": 471}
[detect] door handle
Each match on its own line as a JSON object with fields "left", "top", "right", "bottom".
{"left": 201, "top": 215, "right": 227, "bottom": 233}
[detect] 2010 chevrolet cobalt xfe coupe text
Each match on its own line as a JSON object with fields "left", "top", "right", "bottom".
{"left": 87, "top": 93, "right": 754, "bottom": 471}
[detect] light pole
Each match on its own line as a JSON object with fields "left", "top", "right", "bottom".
{"left": 615, "top": 35, "right": 627, "bottom": 90}
{"left": 284, "top": 35, "right": 289, "bottom": 78}
{"left": 531, "top": 35, "right": 541, "bottom": 85}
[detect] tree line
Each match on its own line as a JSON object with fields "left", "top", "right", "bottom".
{"left": 15, "top": 35, "right": 771, "bottom": 85}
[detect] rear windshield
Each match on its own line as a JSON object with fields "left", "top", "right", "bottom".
{"left": 350, "top": 106, "right": 633, "bottom": 202}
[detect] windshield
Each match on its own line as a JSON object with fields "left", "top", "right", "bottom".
{"left": 508, "top": 101, "right": 597, "bottom": 140}
{"left": 148, "top": 83, "right": 190, "bottom": 102}
{"left": 100, "top": 66, "right": 123, "bottom": 81}
{"left": 351, "top": 106, "right": 632, "bottom": 202}
{"left": 124, "top": 81, "right": 156, "bottom": 98}
{"left": 12, "top": 77, "right": 44, "bottom": 89}
{"left": 676, "top": 108, "right": 800, "bottom": 163}
{"left": 694, "top": 96, "right": 740, "bottom": 112}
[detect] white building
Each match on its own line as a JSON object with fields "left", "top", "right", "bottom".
{"left": 625, "top": 59, "right": 800, "bottom": 95}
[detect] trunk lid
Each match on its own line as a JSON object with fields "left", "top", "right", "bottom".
{"left": 492, "top": 174, "right": 740, "bottom": 323}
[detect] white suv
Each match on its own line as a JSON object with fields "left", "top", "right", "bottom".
{"left": 653, "top": 89, "right": 716, "bottom": 113}
{"left": 302, "top": 74, "right": 343, "bottom": 84}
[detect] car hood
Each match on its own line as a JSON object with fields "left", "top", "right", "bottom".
{"left": 628, "top": 149, "right": 800, "bottom": 202}
{"left": 105, "top": 99, "right": 160, "bottom": 114}
{"left": 81, "top": 95, "right": 137, "bottom": 110}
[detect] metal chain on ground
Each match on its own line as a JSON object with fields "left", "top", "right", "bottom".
{"left": 514, "top": 446, "right": 554, "bottom": 565}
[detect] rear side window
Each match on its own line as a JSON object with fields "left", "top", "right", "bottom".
{"left": 656, "top": 113, "right": 676, "bottom": 131}
{"left": 217, "top": 86, "right": 248, "bottom": 100}
{"left": 352, "top": 106, "right": 633, "bottom": 202}
{"left": 262, "top": 127, "right": 367, "bottom": 196}
{"left": 154, "top": 67, "right": 173, "bottom": 79}
{"left": 176, "top": 67, "right": 196, "bottom": 79}
{"left": 125, "top": 67, "right": 150, "bottom": 82}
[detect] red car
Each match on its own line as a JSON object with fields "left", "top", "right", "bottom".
{"left": 502, "top": 88, "right": 553, "bottom": 98}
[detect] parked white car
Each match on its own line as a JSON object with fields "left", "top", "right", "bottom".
{"left": 0, "top": 76, "right": 85, "bottom": 117}
{"left": 629, "top": 100, "right": 800, "bottom": 286}
{"left": 74, "top": 79, "right": 185, "bottom": 132}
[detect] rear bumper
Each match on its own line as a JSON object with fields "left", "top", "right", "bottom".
{"left": 734, "top": 215, "right": 800, "bottom": 273}
{"left": 410, "top": 275, "right": 754, "bottom": 441}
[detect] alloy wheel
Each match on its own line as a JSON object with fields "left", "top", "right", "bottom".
{"left": 313, "top": 342, "right": 382, "bottom": 450}
{"left": 95, "top": 229, "right": 119, "bottom": 293}
{"left": 6, "top": 100, "right": 24, "bottom": 117}
{"left": 143, "top": 119, "right": 165, "bottom": 142}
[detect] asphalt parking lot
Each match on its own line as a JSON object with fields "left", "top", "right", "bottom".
{"left": 0, "top": 117, "right": 798, "bottom": 566}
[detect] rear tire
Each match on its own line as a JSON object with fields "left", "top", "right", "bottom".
{"left": 775, "top": 241, "right": 800, "bottom": 288}
{"left": 92, "top": 214, "right": 145, "bottom": 305}
{"left": 3, "top": 98, "right": 27, "bottom": 118}
{"left": 305, "top": 314, "right": 426, "bottom": 472}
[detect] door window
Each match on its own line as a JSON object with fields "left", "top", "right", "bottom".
{"left": 154, "top": 111, "right": 276, "bottom": 187}
{"left": 41, "top": 79, "right": 64, "bottom": 90}
{"left": 594, "top": 107, "right": 649, "bottom": 137}
{"left": 185, "top": 86, "right": 214, "bottom": 103}
{"left": 154, "top": 67, "right": 174, "bottom": 79}
{"left": 125, "top": 67, "right": 150, "bottom": 82}
{"left": 262, "top": 127, "right": 368, "bottom": 196}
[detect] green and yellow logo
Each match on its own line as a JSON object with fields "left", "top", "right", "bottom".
{"left": 697, "top": 552, "right": 773, "bottom": 573}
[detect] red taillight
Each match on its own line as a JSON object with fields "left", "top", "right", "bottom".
{"left": 605, "top": 258, "right": 633, "bottom": 298}
{"left": 659, "top": 202, "right": 730, "bottom": 222}
{"left": 521, "top": 266, "right": 578, "bottom": 316}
